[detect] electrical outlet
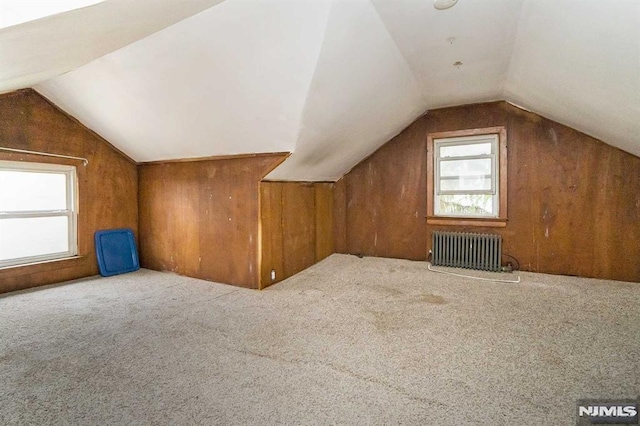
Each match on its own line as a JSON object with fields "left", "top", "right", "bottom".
{"left": 270, "top": 270, "right": 276, "bottom": 281}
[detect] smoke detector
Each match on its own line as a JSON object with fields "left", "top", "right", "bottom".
{"left": 434, "top": 0, "right": 458, "bottom": 10}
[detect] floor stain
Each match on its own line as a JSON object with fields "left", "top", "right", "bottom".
{"left": 416, "top": 294, "right": 447, "bottom": 304}
{"left": 370, "top": 285, "right": 405, "bottom": 298}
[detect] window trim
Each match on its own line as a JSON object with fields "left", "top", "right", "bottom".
{"left": 0, "top": 160, "right": 78, "bottom": 268}
{"left": 426, "top": 126, "right": 508, "bottom": 227}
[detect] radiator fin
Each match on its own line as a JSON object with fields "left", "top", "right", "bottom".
{"left": 431, "top": 231, "right": 502, "bottom": 272}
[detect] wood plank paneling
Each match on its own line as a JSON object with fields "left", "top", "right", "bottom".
{"left": 259, "top": 181, "right": 336, "bottom": 289}
{"left": 342, "top": 101, "right": 640, "bottom": 282}
{"left": 345, "top": 115, "right": 428, "bottom": 260}
{"left": 259, "top": 183, "right": 283, "bottom": 288}
{"left": 138, "top": 154, "right": 286, "bottom": 289}
{"left": 333, "top": 178, "right": 347, "bottom": 253}
{"left": 315, "top": 183, "right": 334, "bottom": 262}
{"left": 0, "top": 89, "right": 138, "bottom": 294}
{"left": 282, "top": 183, "right": 316, "bottom": 279}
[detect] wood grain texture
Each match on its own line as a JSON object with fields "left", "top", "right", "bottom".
{"left": 138, "top": 154, "right": 285, "bottom": 289}
{"left": 344, "top": 115, "right": 428, "bottom": 260}
{"left": 0, "top": 89, "right": 138, "bottom": 294}
{"left": 315, "top": 183, "right": 334, "bottom": 262}
{"left": 259, "top": 181, "right": 335, "bottom": 289}
{"left": 333, "top": 178, "right": 348, "bottom": 254}
{"left": 342, "top": 101, "right": 640, "bottom": 282}
{"left": 259, "top": 182, "right": 284, "bottom": 288}
{"left": 282, "top": 183, "right": 316, "bottom": 279}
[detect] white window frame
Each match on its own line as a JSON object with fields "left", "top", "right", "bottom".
{"left": 0, "top": 160, "right": 78, "bottom": 268}
{"left": 434, "top": 134, "right": 499, "bottom": 218}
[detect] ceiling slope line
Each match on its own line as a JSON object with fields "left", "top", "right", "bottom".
{"left": 285, "top": 0, "right": 334, "bottom": 165}
{"left": 499, "top": 0, "right": 529, "bottom": 98}
{"left": 267, "top": 0, "right": 427, "bottom": 181}
{"left": 369, "top": 0, "right": 428, "bottom": 103}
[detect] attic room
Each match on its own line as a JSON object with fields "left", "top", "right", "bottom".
{"left": 0, "top": 0, "right": 639, "bottom": 424}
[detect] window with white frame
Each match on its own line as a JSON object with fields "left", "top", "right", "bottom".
{"left": 434, "top": 134, "right": 499, "bottom": 218}
{"left": 0, "top": 161, "right": 77, "bottom": 267}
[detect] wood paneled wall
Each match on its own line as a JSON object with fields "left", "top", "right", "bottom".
{"left": 138, "top": 155, "right": 286, "bottom": 289}
{"left": 0, "top": 89, "right": 138, "bottom": 294}
{"left": 259, "top": 181, "right": 334, "bottom": 289}
{"left": 337, "top": 101, "right": 640, "bottom": 282}
{"left": 3, "top": 92, "right": 636, "bottom": 291}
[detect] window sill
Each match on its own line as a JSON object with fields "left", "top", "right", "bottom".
{"left": 426, "top": 216, "right": 507, "bottom": 228}
{"left": 0, "top": 255, "right": 84, "bottom": 272}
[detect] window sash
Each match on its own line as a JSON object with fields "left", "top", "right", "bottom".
{"left": 0, "top": 213, "right": 77, "bottom": 267}
{"left": 434, "top": 135, "right": 499, "bottom": 217}
{"left": 0, "top": 211, "right": 72, "bottom": 218}
{"left": 0, "top": 161, "right": 78, "bottom": 268}
{"left": 436, "top": 163, "right": 495, "bottom": 194}
{"left": 435, "top": 157, "right": 496, "bottom": 195}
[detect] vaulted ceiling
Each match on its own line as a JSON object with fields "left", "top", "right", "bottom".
{"left": 1, "top": 0, "right": 638, "bottom": 181}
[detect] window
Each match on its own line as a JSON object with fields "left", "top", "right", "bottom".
{"left": 427, "top": 127, "right": 507, "bottom": 227}
{"left": 0, "top": 161, "right": 77, "bottom": 267}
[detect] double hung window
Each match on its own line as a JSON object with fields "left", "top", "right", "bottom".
{"left": 434, "top": 134, "right": 499, "bottom": 217}
{"left": 0, "top": 161, "right": 77, "bottom": 267}
{"left": 427, "top": 127, "right": 507, "bottom": 227}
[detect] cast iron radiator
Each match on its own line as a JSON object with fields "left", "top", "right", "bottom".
{"left": 431, "top": 231, "right": 502, "bottom": 272}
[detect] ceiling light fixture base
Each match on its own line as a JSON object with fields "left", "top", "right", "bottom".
{"left": 434, "top": 0, "right": 459, "bottom": 11}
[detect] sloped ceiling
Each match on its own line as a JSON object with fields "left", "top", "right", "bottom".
{"left": 37, "top": 0, "right": 330, "bottom": 161}
{"left": 504, "top": 0, "right": 640, "bottom": 157}
{"left": 1, "top": 0, "right": 637, "bottom": 181}
{"left": 0, "top": 0, "right": 226, "bottom": 93}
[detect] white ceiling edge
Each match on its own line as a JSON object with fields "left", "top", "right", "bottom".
{"left": 0, "top": 0, "right": 104, "bottom": 29}
{"left": 503, "top": 0, "right": 640, "bottom": 158}
{"left": 36, "top": 0, "right": 332, "bottom": 162}
{"left": 0, "top": 0, "right": 226, "bottom": 93}
{"left": 263, "top": 111, "right": 426, "bottom": 183}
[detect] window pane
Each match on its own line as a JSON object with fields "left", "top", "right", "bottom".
{"left": 0, "top": 216, "right": 69, "bottom": 261}
{"left": 0, "top": 171, "right": 67, "bottom": 212}
{"left": 440, "top": 142, "right": 491, "bottom": 158}
{"left": 438, "top": 194, "right": 494, "bottom": 216}
{"left": 440, "top": 176, "right": 492, "bottom": 191}
{"left": 440, "top": 158, "right": 492, "bottom": 177}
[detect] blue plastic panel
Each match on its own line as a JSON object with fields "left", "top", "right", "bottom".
{"left": 94, "top": 228, "right": 140, "bottom": 277}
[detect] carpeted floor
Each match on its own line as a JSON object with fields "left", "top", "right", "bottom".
{"left": 1, "top": 254, "right": 638, "bottom": 425}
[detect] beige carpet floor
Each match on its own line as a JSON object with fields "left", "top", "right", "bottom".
{"left": 1, "top": 254, "right": 638, "bottom": 425}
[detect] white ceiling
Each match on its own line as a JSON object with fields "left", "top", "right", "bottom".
{"left": 0, "top": 0, "right": 225, "bottom": 92}
{"left": 37, "top": 0, "right": 329, "bottom": 161}
{"left": 0, "top": 0, "right": 104, "bottom": 29}
{"left": 1, "top": 0, "right": 637, "bottom": 180}
{"left": 504, "top": 0, "right": 640, "bottom": 157}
